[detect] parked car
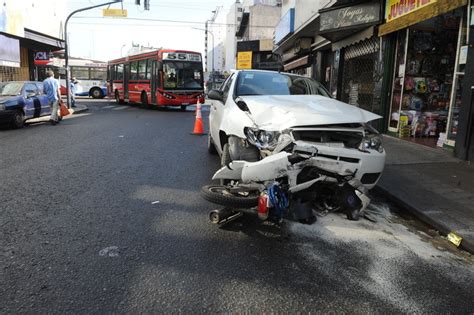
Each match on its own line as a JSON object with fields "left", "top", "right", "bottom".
{"left": 0, "top": 81, "right": 51, "bottom": 128}
{"left": 206, "top": 70, "right": 386, "bottom": 190}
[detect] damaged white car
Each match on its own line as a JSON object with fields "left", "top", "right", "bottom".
{"left": 202, "top": 70, "right": 385, "bottom": 224}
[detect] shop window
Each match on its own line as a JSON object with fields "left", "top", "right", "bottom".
{"left": 388, "top": 9, "right": 465, "bottom": 148}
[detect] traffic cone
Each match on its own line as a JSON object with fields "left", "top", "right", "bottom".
{"left": 191, "top": 101, "right": 206, "bottom": 135}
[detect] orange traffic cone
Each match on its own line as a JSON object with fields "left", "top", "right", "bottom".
{"left": 191, "top": 101, "right": 206, "bottom": 135}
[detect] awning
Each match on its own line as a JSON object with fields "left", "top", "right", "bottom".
{"left": 332, "top": 26, "right": 374, "bottom": 51}
{"left": 283, "top": 55, "right": 310, "bottom": 71}
{"left": 378, "top": 0, "right": 467, "bottom": 36}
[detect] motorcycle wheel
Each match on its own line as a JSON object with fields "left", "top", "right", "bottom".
{"left": 201, "top": 185, "right": 259, "bottom": 208}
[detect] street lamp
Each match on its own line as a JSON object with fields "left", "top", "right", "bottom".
{"left": 192, "top": 27, "right": 215, "bottom": 88}
{"left": 64, "top": 0, "right": 122, "bottom": 108}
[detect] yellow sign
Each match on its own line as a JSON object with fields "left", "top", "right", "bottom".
{"left": 237, "top": 51, "right": 252, "bottom": 70}
{"left": 385, "top": 0, "right": 436, "bottom": 22}
{"left": 103, "top": 8, "right": 128, "bottom": 17}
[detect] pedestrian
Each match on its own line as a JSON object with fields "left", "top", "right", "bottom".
{"left": 43, "top": 70, "right": 61, "bottom": 125}
{"left": 70, "top": 77, "right": 77, "bottom": 108}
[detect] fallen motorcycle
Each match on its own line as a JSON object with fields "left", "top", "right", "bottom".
{"left": 201, "top": 135, "right": 372, "bottom": 225}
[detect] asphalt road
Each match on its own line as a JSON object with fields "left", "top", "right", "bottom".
{"left": 1, "top": 99, "right": 473, "bottom": 313}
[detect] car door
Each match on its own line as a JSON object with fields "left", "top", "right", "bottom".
{"left": 35, "top": 82, "right": 51, "bottom": 116}
{"left": 23, "top": 83, "right": 39, "bottom": 119}
{"left": 210, "top": 73, "right": 234, "bottom": 154}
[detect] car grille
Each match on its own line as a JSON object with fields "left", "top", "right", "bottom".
{"left": 292, "top": 130, "right": 363, "bottom": 149}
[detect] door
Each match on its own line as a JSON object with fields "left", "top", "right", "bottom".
{"left": 151, "top": 60, "right": 157, "bottom": 104}
{"left": 23, "top": 83, "right": 39, "bottom": 119}
{"left": 35, "top": 82, "right": 51, "bottom": 115}
{"left": 210, "top": 74, "right": 234, "bottom": 154}
{"left": 124, "top": 64, "right": 130, "bottom": 101}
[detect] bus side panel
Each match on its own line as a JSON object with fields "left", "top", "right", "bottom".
{"left": 128, "top": 81, "right": 151, "bottom": 104}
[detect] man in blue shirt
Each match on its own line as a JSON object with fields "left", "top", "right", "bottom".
{"left": 43, "top": 70, "right": 61, "bottom": 125}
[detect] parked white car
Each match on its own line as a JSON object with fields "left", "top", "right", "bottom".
{"left": 207, "top": 70, "right": 385, "bottom": 190}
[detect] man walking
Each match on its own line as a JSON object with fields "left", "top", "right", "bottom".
{"left": 70, "top": 77, "right": 77, "bottom": 108}
{"left": 43, "top": 70, "right": 61, "bottom": 125}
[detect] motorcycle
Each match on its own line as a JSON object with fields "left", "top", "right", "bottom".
{"left": 201, "top": 134, "right": 371, "bottom": 225}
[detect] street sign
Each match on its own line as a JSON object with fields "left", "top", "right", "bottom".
{"left": 102, "top": 8, "right": 128, "bottom": 17}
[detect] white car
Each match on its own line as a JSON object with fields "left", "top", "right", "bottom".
{"left": 206, "top": 70, "right": 385, "bottom": 190}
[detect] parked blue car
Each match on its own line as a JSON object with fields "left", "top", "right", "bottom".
{"left": 0, "top": 81, "right": 52, "bottom": 128}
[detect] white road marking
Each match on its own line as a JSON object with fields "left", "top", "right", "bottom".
{"left": 112, "top": 106, "right": 127, "bottom": 111}
{"left": 99, "top": 246, "right": 119, "bottom": 257}
{"left": 118, "top": 135, "right": 124, "bottom": 138}
{"left": 151, "top": 201, "right": 160, "bottom": 204}
{"left": 103, "top": 105, "right": 115, "bottom": 109}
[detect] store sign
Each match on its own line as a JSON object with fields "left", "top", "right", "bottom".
{"left": 320, "top": 3, "right": 380, "bottom": 32}
{"left": 385, "top": 0, "right": 437, "bottom": 22}
{"left": 162, "top": 52, "right": 201, "bottom": 62}
{"left": 237, "top": 51, "right": 252, "bottom": 69}
{"left": 34, "top": 51, "right": 52, "bottom": 66}
{"left": 0, "top": 34, "right": 20, "bottom": 68}
{"left": 102, "top": 8, "right": 128, "bottom": 17}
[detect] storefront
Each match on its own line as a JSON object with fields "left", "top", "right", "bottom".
{"left": 318, "top": 1, "right": 384, "bottom": 129}
{"left": 380, "top": 0, "right": 468, "bottom": 149}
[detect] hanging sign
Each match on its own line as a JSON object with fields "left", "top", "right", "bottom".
{"left": 103, "top": 9, "right": 128, "bottom": 17}
{"left": 385, "top": 0, "right": 437, "bottom": 22}
{"left": 320, "top": 3, "right": 380, "bottom": 32}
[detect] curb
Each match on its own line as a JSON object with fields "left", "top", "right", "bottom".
{"left": 373, "top": 185, "right": 474, "bottom": 254}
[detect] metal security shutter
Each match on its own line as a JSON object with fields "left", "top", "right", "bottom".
{"left": 342, "top": 36, "right": 381, "bottom": 114}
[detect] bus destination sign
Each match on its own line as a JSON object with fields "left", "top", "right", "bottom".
{"left": 163, "top": 52, "right": 202, "bottom": 62}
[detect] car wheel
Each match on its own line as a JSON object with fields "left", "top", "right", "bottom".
{"left": 207, "top": 134, "right": 218, "bottom": 155}
{"left": 90, "top": 87, "right": 103, "bottom": 99}
{"left": 180, "top": 105, "right": 187, "bottom": 111}
{"left": 11, "top": 110, "right": 25, "bottom": 129}
{"left": 201, "top": 185, "right": 259, "bottom": 208}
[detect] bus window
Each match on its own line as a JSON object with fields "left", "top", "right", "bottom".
{"left": 138, "top": 60, "right": 147, "bottom": 80}
{"left": 71, "top": 66, "right": 89, "bottom": 80}
{"left": 91, "top": 67, "right": 107, "bottom": 80}
{"left": 117, "top": 64, "right": 123, "bottom": 80}
{"left": 146, "top": 59, "right": 152, "bottom": 80}
{"left": 163, "top": 61, "right": 202, "bottom": 89}
{"left": 130, "top": 62, "right": 139, "bottom": 80}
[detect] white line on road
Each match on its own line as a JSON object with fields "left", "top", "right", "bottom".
{"left": 112, "top": 106, "right": 127, "bottom": 111}
{"left": 102, "top": 105, "right": 116, "bottom": 109}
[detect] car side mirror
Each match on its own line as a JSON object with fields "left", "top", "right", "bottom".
{"left": 208, "top": 89, "right": 223, "bottom": 101}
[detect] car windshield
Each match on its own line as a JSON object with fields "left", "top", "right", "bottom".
{"left": 235, "top": 71, "right": 330, "bottom": 97}
{"left": 0, "top": 82, "right": 23, "bottom": 96}
{"left": 163, "top": 61, "right": 203, "bottom": 90}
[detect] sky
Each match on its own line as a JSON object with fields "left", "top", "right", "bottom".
{"left": 66, "top": 0, "right": 238, "bottom": 62}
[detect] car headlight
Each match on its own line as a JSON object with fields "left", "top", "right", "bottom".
{"left": 244, "top": 127, "right": 280, "bottom": 150}
{"left": 359, "top": 135, "right": 384, "bottom": 153}
{"left": 0, "top": 104, "right": 5, "bottom": 111}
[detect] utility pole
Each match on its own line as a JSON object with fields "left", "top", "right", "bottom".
{"left": 64, "top": 0, "right": 122, "bottom": 108}
{"left": 205, "top": 7, "right": 219, "bottom": 87}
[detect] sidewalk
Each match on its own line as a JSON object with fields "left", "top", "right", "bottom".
{"left": 375, "top": 136, "right": 474, "bottom": 253}
{"left": 71, "top": 103, "right": 88, "bottom": 115}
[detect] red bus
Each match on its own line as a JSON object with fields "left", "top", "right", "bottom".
{"left": 107, "top": 49, "right": 205, "bottom": 109}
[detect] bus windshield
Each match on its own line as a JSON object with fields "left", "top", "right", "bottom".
{"left": 163, "top": 61, "right": 203, "bottom": 90}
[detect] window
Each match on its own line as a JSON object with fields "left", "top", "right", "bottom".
{"left": 146, "top": 59, "right": 152, "bottom": 80}
{"left": 130, "top": 61, "right": 139, "bottom": 80}
{"left": 221, "top": 74, "right": 234, "bottom": 102}
{"left": 35, "top": 83, "right": 44, "bottom": 94}
{"left": 91, "top": 67, "right": 107, "bottom": 80}
{"left": 24, "top": 83, "right": 38, "bottom": 95}
{"left": 71, "top": 67, "right": 89, "bottom": 80}
{"left": 116, "top": 64, "right": 124, "bottom": 80}
{"left": 108, "top": 65, "right": 114, "bottom": 80}
{"left": 163, "top": 61, "right": 203, "bottom": 89}
{"left": 137, "top": 60, "right": 147, "bottom": 79}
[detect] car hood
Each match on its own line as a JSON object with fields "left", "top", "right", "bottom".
{"left": 0, "top": 96, "right": 15, "bottom": 103}
{"left": 238, "top": 95, "right": 381, "bottom": 130}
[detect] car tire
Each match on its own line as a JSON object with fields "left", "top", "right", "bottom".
{"left": 90, "top": 87, "right": 103, "bottom": 99}
{"left": 207, "top": 134, "right": 218, "bottom": 155}
{"left": 180, "top": 105, "right": 187, "bottom": 111}
{"left": 201, "top": 185, "right": 259, "bottom": 208}
{"left": 11, "top": 110, "right": 25, "bottom": 129}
